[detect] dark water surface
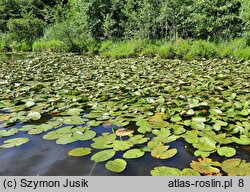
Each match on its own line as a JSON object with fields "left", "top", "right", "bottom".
{"left": 0, "top": 122, "right": 249, "bottom": 176}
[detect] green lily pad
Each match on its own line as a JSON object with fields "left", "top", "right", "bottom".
{"left": 123, "top": 149, "right": 145, "bottom": 159}
{"left": 194, "top": 150, "right": 211, "bottom": 158}
{"left": 192, "top": 117, "right": 207, "bottom": 123}
{"left": 213, "top": 120, "right": 228, "bottom": 131}
{"left": 221, "top": 158, "right": 250, "bottom": 176}
{"left": 217, "top": 147, "right": 236, "bottom": 157}
{"left": 127, "top": 135, "right": 149, "bottom": 145}
{"left": 105, "top": 159, "right": 127, "bottom": 173}
{"left": 191, "top": 122, "right": 205, "bottom": 130}
{"left": 65, "top": 108, "right": 83, "bottom": 116}
{"left": 209, "top": 108, "right": 222, "bottom": 115}
{"left": 91, "top": 150, "right": 116, "bottom": 163}
{"left": 0, "top": 137, "right": 29, "bottom": 148}
{"left": 91, "top": 133, "right": 116, "bottom": 149}
{"left": 73, "top": 130, "right": 96, "bottom": 141}
{"left": 170, "top": 115, "right": 182, "bottom": 122}
{"left": 136, "top": 118, "right": 152, "bottom": 133}
{"left": 27, "top": 112, "right": 41, "bottom": 121}
{"left": 68, "top": 147, "right": 92, "bottom": 157}
{"left": 112, "top": 140, "right": 133, "bottom": 151}
{"left": 180, "top": 168, "right": 201, "bottom": 176}
{"left": 63, "top": 116, "right": 85, "bottom": 125}
{"left": 150, "top": 166, "right": 181, "bottom": 176}
{"left": 151, "top": 145, "right": 177, "bottom": 159}
{"left": 239, "top": 109, "right": 249, "bottom": 116}
{"left": 0, "top": 128, "right": 18, "bottom": 137}
{"left": 193, "top": 137, "right": 216, "bottom": 152}
{"left": 190, "top": 158, "right": 221, "bottom": 175}
{"left": 232, "top": 135, "right": 250, "bottom": 145}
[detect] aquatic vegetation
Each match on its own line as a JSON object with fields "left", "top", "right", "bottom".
{"left": 0, "top": 54, "right": 250, "bottom": 175}
{"left": 221, "top": 158, "right": 250, "bottom": 176}
{"left": 68, "top": 147, "right": 92, "bottom": 157}
{"left": 105, "top": 159, "right": 127, "bottom": 173}
{"left": 150, "top": 166, "right": 200, "bottom": 176}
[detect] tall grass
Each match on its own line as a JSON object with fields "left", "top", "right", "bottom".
{"left": 0, "top": 34, "right": 11, "bottom": 52}
{"left": 99, "top": 40, "right": 146, "bottom": 58}
{"left": 32, "top": 40, "right": 69, "bottom": 52}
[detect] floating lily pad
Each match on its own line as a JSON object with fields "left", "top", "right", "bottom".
{"left": 180, "top": 168, "right": 201, "bottom": 176}
{"left": 213, "top": 120, "right": 228, "bottom": 131}
{"left": 232, "top": 135, "right": 250, "bottom": 145}
{"left": 221, "top": 158, "right": 250, "bottom": 176}
{"left": 115, "top": 128, "right": 134, "bottom": 137}
{"left": 127, "top": 135, "right": 149, "bottom": 145}
{"left": 193, "top": 137, "right": 216, "bottom": 152}
{"left": 65, "top": 108, "right": 83, "bottom": 116}
{"left": 190, "top": 158, "right": 221, "bottom": 175}
{"left": 123, "top": 149, "right": 145, "bottom": 159}
{"left": 151, "top": 145, "right": 177, "bottom": 159}
{"left": 27, "top": 112, "right": 41, "bottom": 121}
{"left": 105, "top": 159, "right": 127, "bottom": 173}
{"left": 194, "top": 150, "right": 211, "bottom": 158}
{"left": 63, "top": 116, "right": 85, "bottom": 125}
{"left": 0, "top": 128, "right": 18, "bottom": 137}
{"left": 0, "top": 116, "right": 11, "bottom": 122}
{"left": 150, "top": 166, "right": 181, "bottom": 176}
{"left": 91, "top": 133, "right": 116, "bottom": 149}
{"left": 91, "top": 150, "right": 116, "bottom": 163}
{"left": 217, "top": 147, "right": 236, "bottom": 157}
{"left": 68, "top": 147, "right": 92, "bottom": 157}
{"left": 0, "top": 137, "right": 29, "bottom": 148}
{"left": 112, "top": 140, "right": 133, "bottom": 151}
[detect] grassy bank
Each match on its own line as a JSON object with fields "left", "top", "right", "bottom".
{"left": 1, "top": 37, "right": 250, "bottom": 60}
{"left": 98, "top": 38, "right": 250, "bottom": 60}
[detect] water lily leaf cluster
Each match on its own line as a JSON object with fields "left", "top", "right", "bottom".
{"left": 150, "top": 166, "right": 200, "bottom": 176}
{"left": 0, "top": 54, "right": 250, "bottom": 175}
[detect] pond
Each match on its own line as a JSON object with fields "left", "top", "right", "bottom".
{"left": 0, "top": 53, "right": 250, "bottom": 176}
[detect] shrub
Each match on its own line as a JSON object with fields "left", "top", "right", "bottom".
{"left": 43, "top": 20, "right": 88, "bottom": 52}
{"left": 7, "top": 18, "right": 45, "bottom": 45}
{"left": 32, "top": 40, "right": 69, "bottom": 52}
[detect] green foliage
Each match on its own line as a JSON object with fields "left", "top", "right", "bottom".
{"left": 234, "top": 48, "right": 250, "bottom": 60}
{"left": 141, "top": 44, "right": 159, "bottom": 57}
{"left": 43, "top": 21, "right": 86, "bottom": 52}
{"left": 158, "top": 43, "right": 176, "bottom": 59}
{"left": 0, "top": 0, "right": 250, "bottom": 55}
{"left": 32, "top": 40, "right": 69, "bottom": 52}
{"left": 184, "top": 40, "right": 218, "bottom": 60}
{"left": 0, "top": 33, "right": 11, "bottom": 52}
{"left": 100, "top": 40, "right": 145, "bottom": 58}
{"left": 7, "top": 17, "right": 45, "bottom": 45}
{"left": 217, "top": 38, "right": 249, "bottom": 58}
{"left": 10, "top": 41, "right": 31, "bottom": 52}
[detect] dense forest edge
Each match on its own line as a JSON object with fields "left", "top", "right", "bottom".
{"left": 0, "top": 0, "right": 250, "bottom": 60}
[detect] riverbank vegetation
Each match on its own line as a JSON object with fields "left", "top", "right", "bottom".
{"left": 0, "top": 0, "right": 250, "bottom": 60}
